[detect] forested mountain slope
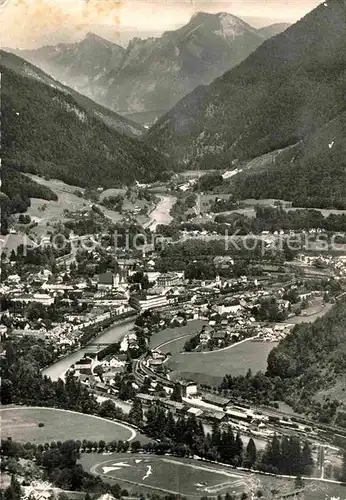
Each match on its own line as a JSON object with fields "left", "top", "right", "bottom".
{"left": 228, "top": 111, "right": 346, "bottom": 208}
{"left": 147, "top": 0, "right": 346, "bottom": 167}
{"left": 267, "top": 297, "right": 346, "bottom": 425}
{"left": 1, "top": 50, "right": 144, "bottom": 138}
{"left": 1, "top": 51, "right": 169, "bottom": 189}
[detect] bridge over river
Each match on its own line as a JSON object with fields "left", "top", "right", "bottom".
{"left": 42, "top": 318, "right": 135, "bottom": 381}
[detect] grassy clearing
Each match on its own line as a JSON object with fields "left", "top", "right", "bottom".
{"left": 24, "top": 174, "right": 157, "bottom": 233}
{"left": 283, "top": 301, "right": 333, "bottom": 325}
{"left": 149, "top": 321, "right": 276, "bottom": 385}
{"left": 149, "top": 320, "right": 205, "bottom": 350}
{"left": 24, "top": 174, "right": 91, "bottom": 234}
{"left": 163, "top": 339, "right": 277, "bottom": 385}
{"left": 0, "top": 407, "right": 136, "bottom": 443}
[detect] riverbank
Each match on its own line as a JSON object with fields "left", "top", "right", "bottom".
{"left": 144, "top": 195, "right": 176, "bottom": 230}
{"left": 42, "top": 316, "right": 136, "bottom": 381}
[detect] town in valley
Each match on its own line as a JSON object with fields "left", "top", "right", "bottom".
{"left": 1, "top": 0, "right": 346, "bottom": 499}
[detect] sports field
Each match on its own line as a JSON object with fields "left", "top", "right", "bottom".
{"left": 82, "top": 453, "right": 346, "bottom": 499}
{"left": 0, "top": 407, "right": 138, "bottom": 443}
{"left": 84, "top": 453, "right": 255, "bottom": 497}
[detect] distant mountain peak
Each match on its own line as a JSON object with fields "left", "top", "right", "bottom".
{"left": 84, "top": 31, "right": 105, "bottom": 40}
{"left": 187, "top": 11, "right": 257, "bottom": 38}
{"left": 13, "top": 9, "right": 273, "bottom": 124}
{"left": 216, "top": 12, "right": 243, "bottom": 20}
{"left": 189, "top": 11, "right": 244, "bottom": 25}
{"left": 147, "top": 0, "right": 346, "bottom": 173}
{"left": 190, "top": 11, "right": 212, "bottom": 21}
{"left": 258, "top": 22, "right": 291, "bottom": 38}
{"left": 82, "top": 32, "right": 115, "bottom": 47}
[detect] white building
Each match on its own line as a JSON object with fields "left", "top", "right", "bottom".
{"left": 129, "top": 293, "right": 169, "bottom": 311}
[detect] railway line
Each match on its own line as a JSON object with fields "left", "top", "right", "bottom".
{"left": 132, "top": 336, "right": 346, "bottom": 444}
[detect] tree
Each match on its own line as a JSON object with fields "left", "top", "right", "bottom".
{"left": 0, "top": 379, "right": 13, "bottom": 404}
{"left": 93, "top": 365, "right": 104, "bottom": 381}
{"left": 225, "top": 494, "right": 235, "bottom": 500}
{"left": 170, "top": 383, "right": 182, "bottom": 402}
{"left": 245, "top": 438, "right": 257, "bottom": 468}
{"left": 211, "top": 421, "right": 222, "bottom": 449}
{"left": 263, "top": 435, "right": 281, "bottom": 473}
{"left": 234, "top": 432, "right": 243, "bottom": 465}
{"left": 288, "top": 437, "right": 303, "bottom": 475}
{"left": 99, "top": 399, "right": 117, "bottom": 419}
{"left": 340, "top": 450, "right": 346, "bottom": 482}
{"left": 219, "top": 428, "right": 235, "bottom": 464}
{"left": 294, "top": 475, "right": 304, "bottom": 489}
{"left": 130, "top": 441, "right": 141, "bottom": 453}
{"left": 277, "top": 435, "right": 288, "bottom": 473}
{"left": 27, "top": 302, "right": 46, "bottom": 321}
{"left": 129, "top": 399, "right": 144, "bottom": 427}
{"left": 118, "top": 381, "right": 136, "bottom": 401}
{"left": 41, "top": 449, "right": 62, "bottom": 473}
{"left": 164, "top": 410, "right": 176, "bottom": 439}
{"left": 301, "top": 441, "right": 314, "bottom": 476}
{"left": 60, "top": 440, "right": 79, "bottom": 468}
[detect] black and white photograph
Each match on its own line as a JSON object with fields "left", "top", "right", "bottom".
{"left": 1, "top": 0, "right": 346, "bottom": 499}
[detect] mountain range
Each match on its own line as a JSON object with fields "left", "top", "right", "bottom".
{"left": 1, "top": 50, "right": 169, "bottom": 189}
{"left": 146, "top": 0, "right": 346, "bottom": 207}
{"left": 12, "top": 13, "right": 290, "bottom": 125}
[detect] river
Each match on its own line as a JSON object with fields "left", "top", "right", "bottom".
{"left": 144, "top": 195, "right": 176, "bottom": 231}
{"left": 43, "top": 194, "right": 175, "bottom": 381}
{"left": 42, "top": 318, "right": 135, "bottom": 382}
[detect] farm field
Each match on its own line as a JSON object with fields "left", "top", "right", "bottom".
{"left": 0, "top": 407, "right": 140, "bottom": 444}
{"left": 149, "top": 321, "right": 276, "bottom": 385}
{"left": 23, "top": 175, "right": 153, "bottom": 234}
{"left": 24, "top": 174, "right": 90, "bottom": 227}
{"left": 149, "top": 320, "right": 205, "bottom": 350}
{"left": 81, "top": 453, "right": 346, "bottom": 499}
{"left": 161, "top": 338, "right": 277, "bottom": 385}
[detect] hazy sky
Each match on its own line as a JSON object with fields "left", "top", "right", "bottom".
{"left": 1, "top": 0, "right": 322, "bottom": 49}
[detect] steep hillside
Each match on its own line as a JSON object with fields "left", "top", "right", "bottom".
{"left": 266, "top": 297, "right": 346, "bottom": 425}
{"left": 14, "top": 12, "right": 272, "bottom": 124}
{"left": 147, "top": 0, "right": 346, "bottom": 166}
{"left": 1, "top": 50, "right": 144, "bottom": 138}
{"left": 257, "top": 22, "right": 291, "bottom": 38}
{"left": 228, "top": 111, "right": 346, "bottom": 208}
{"left": 1, "top": 51, "right": 169, "bottom": 189}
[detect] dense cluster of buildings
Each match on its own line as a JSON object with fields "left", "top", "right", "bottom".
{"left": 2, "top": 245, "right": 339, "bottom": 353}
